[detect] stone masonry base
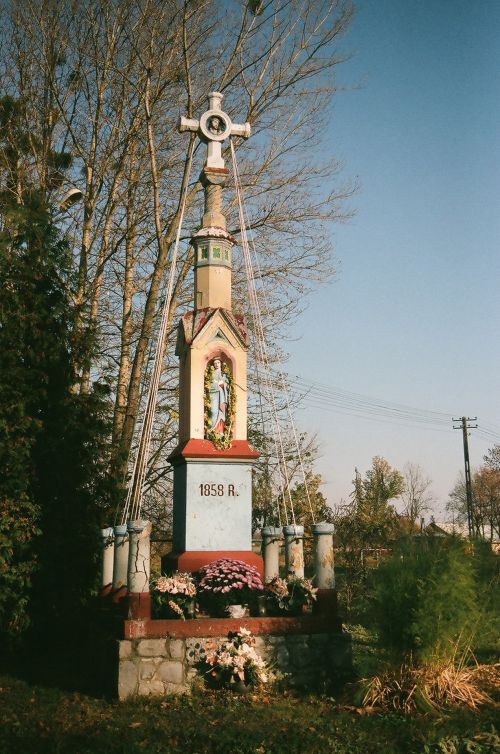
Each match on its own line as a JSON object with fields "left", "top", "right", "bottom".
{"left": 118, "top": 620, "right": 351, "bottom": 699}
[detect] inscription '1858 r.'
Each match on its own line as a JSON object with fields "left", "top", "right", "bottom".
{"left": 199, "top": 483, "right": 237, "bottom": 497}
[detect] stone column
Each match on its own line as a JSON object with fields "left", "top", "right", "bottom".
{"left": 100, "top": 527, "right": 114, "bottom": 595}
{"left": 112, "top": 523, "right": 129, "bottom": 595}
{"left": 312, "top": 522, "right": 335, "bottom": 588}
{"left": 127, "top": 520, "right": 152, "bottom": 619}
{"left": 261, "top": 526, "right": 282, "bottom": 582}
{"left": 283, "top": 524, "right": 305, "bottom": 579}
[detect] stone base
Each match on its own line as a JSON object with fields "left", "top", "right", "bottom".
{"left": 315, "top": 588, "right": 338, "bottom": 616}
{"left": 111, "top": 585, "right": 128, "bottom": 604}
{"left": 118, "top": 616, "right": 351, "bottom": 699}
{"left": 162, "top": 550, "right": 263, "bottom": 577}
{"left": 128, "top": 592, "right": 151, "bottom": 620}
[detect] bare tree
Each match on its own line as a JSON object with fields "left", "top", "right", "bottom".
{"left": 447, "top": 468, "right": 500, "bottom": 540}
{"left": 483, "top": 444, "right": 500, "bottom": 472}
{"left": 400, "top": 462, "right": 435, "bottom": 524}
{"left": 0, "top": 0, "right": 356, "bottom": 526}
{"left": 471, "top": 466, "right": 500, "bottom": 541}
{"left": 447, "top": 473, "right": 467, "bottom": 530}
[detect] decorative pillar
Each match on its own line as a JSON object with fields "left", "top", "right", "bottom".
{"left": 112, "top": 523, "right": 129, "bottom": 597}
{"left": 261, "top": 526, "right": 282, "bottom": 582}
{"left": 100, "top": 527, "right": 114, "bottom": 595}
{"left": 283, "top": 524, "right": 305, "bottom": 579}
{"left": 312, "top": 522, "right": 335, "bottom": 588}
{"left": 311, "top": 521, "right": 338, "bottom": 619}
{"left": 127, "top": 520, "right": 152, "bottom": 619}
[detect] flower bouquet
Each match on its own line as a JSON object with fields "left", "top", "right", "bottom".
{"left": 205, "top": 628, "right": 272, "bottom": 689}
{"left": 265, "top": 575, "right": 317, "bottom": 615}
{"left": 197, "top": 558, "right": 264, "bottom": 616}
{"left": 151, "top": 572, "right": 197, "bottom": 619}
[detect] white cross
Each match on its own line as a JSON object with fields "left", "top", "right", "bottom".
{"left": 179, "top": 92, "right": 251, "bottom": 170}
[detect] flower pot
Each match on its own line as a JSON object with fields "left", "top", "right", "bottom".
{"left": 257, "top": 595, "right": 267, "bottom": 616}
{"left": 226, "top": 604, "right": 250, "bottom": 619}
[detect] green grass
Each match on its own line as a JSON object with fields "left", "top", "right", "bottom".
{"left": 0, "top": 673, "right": 497, "bottom": 754}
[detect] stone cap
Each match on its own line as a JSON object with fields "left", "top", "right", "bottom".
{"left": 283, "top": 524, "right": 304, "bottom": 536}
{"left": 261, "top": 526, "right": 283, "bottom": 537}
{"left": 127, "top": 519, "right": 150, "bottom": 534}
{"left": 114, "top": 524, "right": 128, "bottom": 537}
{"left": 312, "top": 522, "right": 335, "bottom": 535}
{"left": 101, "top": 526, "right": 114, "bottom": 539}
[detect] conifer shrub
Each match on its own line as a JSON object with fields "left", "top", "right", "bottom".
{"left": 470, "top": 540, "right": 500, "bottom": 658}
{"left": 371, "top": 537, "right": 478, "bottom": 663}
{"left": 0, "top": 194, "right": 118, "bottom": 640}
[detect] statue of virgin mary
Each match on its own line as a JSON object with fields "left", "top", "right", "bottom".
{"left": 208, "top": 357, "right": 229, "bottom": 435}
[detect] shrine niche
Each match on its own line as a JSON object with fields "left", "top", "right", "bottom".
{"left": 204, "top": 356, "right": 235, "bottom": 449}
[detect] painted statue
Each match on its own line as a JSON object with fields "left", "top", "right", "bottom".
{"left": 204, "top": 357, "right": 234, "bottom": 448}
{"left": 209, "top": 358, "right": 228, "bottom": 433}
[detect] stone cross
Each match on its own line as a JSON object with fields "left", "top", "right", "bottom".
{"left": 179, "top": 92, "right": 251, "bottom": 170}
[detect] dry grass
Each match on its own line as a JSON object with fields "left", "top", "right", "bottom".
{"left": 361, "top": 662, "right": 499, "bottom": 714}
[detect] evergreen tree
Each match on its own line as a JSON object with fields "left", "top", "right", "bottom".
{"left": 0, "top": 97, "right": 117, "bottom": 639}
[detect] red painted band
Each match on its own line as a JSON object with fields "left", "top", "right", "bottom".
{"left": 124, "top": 613, "right": 340, "bottom": 639}
{"left": 168, "top": 438, "right": 260, "bottom": 463}
{"left": 128, "top": 592, "right": 152, "bottom": 620}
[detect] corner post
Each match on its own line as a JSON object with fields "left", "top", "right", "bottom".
{"left": 283, "top": 524, "right": 305, "bottom": 578}
{"left": 261, "top": 526, "right": 283, "bottom": 582}
{"left": 127, "top": 520, "right": 152, "bottom": 619}
{"left": 112, "top": 523, "right": 129, "bottom": 598}
{"left": 312, "top": 522, "right": 335, "bottom": 589}
{"left": 100, "top": 526, "right": 114, "bottom": 595}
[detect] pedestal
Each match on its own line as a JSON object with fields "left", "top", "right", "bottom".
{"left": 167, "top": 452, "right": 262, "bottom": 575}
{"left": 172, "top": 459, "right": 254, "bottom": 550}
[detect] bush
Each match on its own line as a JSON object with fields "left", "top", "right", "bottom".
{"left": 371, "top": 537, "right": 478, "bottom": 663}
{"left": 471, "top": 541, "right": 500, "bottom": 658}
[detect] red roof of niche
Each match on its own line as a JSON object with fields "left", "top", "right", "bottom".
{"left": 179, "top": 307, "right": 249, "bottom": 347}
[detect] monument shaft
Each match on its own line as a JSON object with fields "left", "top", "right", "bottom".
{"left": 166, "top": 93, "right": 262, "bottom": 575}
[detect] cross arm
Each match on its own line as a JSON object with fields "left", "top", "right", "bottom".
{"left": 230, "top": 122, "right": 251, "bottom": 140}
{"left": 179, "top": 116, "right": 199, "bottom": 134}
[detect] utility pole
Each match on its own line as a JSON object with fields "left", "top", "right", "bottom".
{"left": 453, "top": 416, "right": 477, "bottom": 537}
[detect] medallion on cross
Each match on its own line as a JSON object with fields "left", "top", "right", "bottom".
{"left": 179, "top": 92, "right": 250, "bottom": 170}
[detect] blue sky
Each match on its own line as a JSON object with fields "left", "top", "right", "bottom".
{"left": 286, "top": 0, "right": 500, "bottom": 514}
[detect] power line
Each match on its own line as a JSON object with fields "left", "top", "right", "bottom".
{"left": 284, "top": 376, "right": 451, "bottom": 421}
{"left": 266, "top": 369, "right": 500, "bottom": 444}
